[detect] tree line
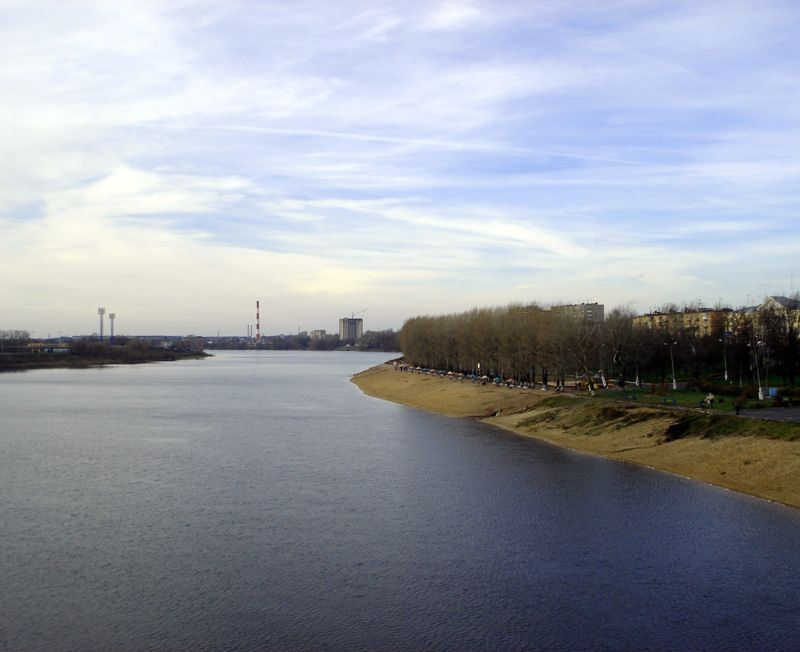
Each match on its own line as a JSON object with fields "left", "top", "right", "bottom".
{"left": 188, "top": 329, "right": 401, "bottom": 352}
{"left": 399, "top": 300, "right": 800, "bottom": 390}
{"left": 256, "top": 329, "right": 400, "bottom": 351}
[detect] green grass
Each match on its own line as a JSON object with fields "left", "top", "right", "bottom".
{"left": 525, "top": 392, "right": 800, "bottom": 442}
{"left": 587, "top": 388, "right": 774, "bottom": 412}
{"left": 665, "top": 411, "right": 800, "bottom": 442}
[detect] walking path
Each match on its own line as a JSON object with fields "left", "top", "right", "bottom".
{"left": 740, "top": 406, "right": 800, "bottom": 423}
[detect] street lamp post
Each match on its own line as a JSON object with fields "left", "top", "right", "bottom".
{"left": 599, "top": 343, "right": 607, "bottom": 388}
{"left": 747, "top": 341, "right": 764, "bottom": 400}
{"left": 752, "top": 341, "right": 764, "bottom": 401}
{"left": 665, "top": 341, "right": 678, "bottom": 390}
{"left": 720, "top": 333, "right": 729, "bottom": 382}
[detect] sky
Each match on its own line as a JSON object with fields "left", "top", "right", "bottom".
{"left": 2, "top": 0, "right": 800, "bottom": 336}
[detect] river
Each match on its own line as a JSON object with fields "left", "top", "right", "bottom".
{"left": 1, "top": 350, "right": 799, "bottom": 650}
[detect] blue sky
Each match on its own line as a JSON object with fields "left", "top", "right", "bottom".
{"left": 2, "top": 0, "right": 799, "bottom": 336}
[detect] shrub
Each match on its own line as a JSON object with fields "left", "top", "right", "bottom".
{"left": 687, "top": 379, "right": 759, "bottom": 399}
{"left": 776, "top": 388, "right": 800, "bottom": 406}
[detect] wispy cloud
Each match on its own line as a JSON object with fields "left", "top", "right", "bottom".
{"left": 1, "top": 0, "right": 799, "bottom": 333}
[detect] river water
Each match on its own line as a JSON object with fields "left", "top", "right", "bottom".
{"left": 1, "top": 350, "right": 799, "bottom": 650}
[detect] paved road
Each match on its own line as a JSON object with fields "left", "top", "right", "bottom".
{"left": 739, "top": 406, "right": 800, "bottom": 423}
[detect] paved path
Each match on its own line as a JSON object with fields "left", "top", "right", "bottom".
{"left": 739, "top": 406, "right": 800, "bottom": 423}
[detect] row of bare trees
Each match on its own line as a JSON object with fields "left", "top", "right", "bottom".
{"left": 0, "top": 330, "right": 31, "bottom": 353}
{"left": 399, "top": 300, "right": 800, "bottom": 388}
{"left": 400, "top": 305, "right": 638, "bottom": 389}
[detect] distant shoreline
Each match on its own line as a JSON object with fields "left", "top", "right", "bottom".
{"left": 0, "top": 351, "right": 209, "bottom": 373}
{"left": 352, "top": 363, "right": 800, "bottom": 510}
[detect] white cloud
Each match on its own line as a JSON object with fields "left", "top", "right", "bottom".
{"left": 1, "top": 0, "right": 799, "bottom": 334}
{"left": 425, "top": 1, "right": 482, "bottom": 30}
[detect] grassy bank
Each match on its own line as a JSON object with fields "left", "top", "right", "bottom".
{"left": 352, "top": 364, "right": 800, "bottom": 509}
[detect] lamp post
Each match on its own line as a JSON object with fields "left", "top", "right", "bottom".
{"left": 719, "top": 333, "right": 729, "bottom": 382}
{"left": 599, "top": 343, "right": 607, "bottom": 388}
{"left": 751, "top": 341, "right": 764, "bottom": 401}
{"left": 665, "top": 341, "right": 677, "bottom": 390}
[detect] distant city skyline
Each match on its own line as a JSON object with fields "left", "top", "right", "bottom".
{"left": 2, "top": 1, "right": 800, "bottom": 336}
{"left": 32, "top": 294, "right": 800, "bottom": 340}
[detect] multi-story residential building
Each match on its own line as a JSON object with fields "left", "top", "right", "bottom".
{"left": 634, "top": 296, "right": 800, "bottom": 338}
{"left": 551, "top": 302, "right": 605, "bottom": 323}
{"left": 633, "top": 307, "right": 730, "bottom": 337}
{"left": 754, "top": 296, "right": 800, "bottom": 332}
{"left": 759, "top": 295, "right": 800, "bottom": 316}
{"left": 310, "top": 329, "right": 327, "bottom": 341}
{"left": 338, "top": 318, "right": 363, "bottom": 344}
{"left": 718, "top": 297, "right": 799, "bottom": 337}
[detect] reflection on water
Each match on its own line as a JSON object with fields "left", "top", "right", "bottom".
{"left": 1, "top": 351, "right": 799, "bottom": 650}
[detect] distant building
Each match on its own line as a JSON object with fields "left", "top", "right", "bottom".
{"left": 310, "top": 329, "right": 327, "bottom": 341}
{"left": 339, "top": 318, "right": 363, "bottom": 344}
{"left": 633, "top": 307, "right": 730, "bottom": 337}
{"left": 552, "top": 302, "right": 605, "bottom": 323}
{"left": 634, "top": 297, "right": 800, "bottom": 338}
{"left": 759, "top": 295, "right": 800, "bottom": 314}
{"left": 755, "top": 296, "right": 800, "bottom": 331}
{"left": 27, "top": 341, "right": 71, "bottom": 353}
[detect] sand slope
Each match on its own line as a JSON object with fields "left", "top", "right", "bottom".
{"left": 353, "top": 364, "right": 800, "bottom": 509}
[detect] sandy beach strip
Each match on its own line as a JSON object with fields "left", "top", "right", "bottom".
{"left": 352, "top": 364, "right": 800, "bottom": 510}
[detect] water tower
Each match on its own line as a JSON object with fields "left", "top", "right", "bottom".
{"left": 109, "top": 313, "right": 116, "bottom": 343}
{"left": 97, "top": 307, "right": 105, "bottom": 340}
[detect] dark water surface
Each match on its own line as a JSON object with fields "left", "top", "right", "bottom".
{"left": 1, "top": 351, "right": 799, "bottom": 651}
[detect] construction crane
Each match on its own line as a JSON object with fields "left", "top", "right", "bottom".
{"left": 351, "top": 308, "right": 366, "bottom": 319}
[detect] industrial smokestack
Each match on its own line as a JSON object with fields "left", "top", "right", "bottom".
{"left": 109, "top": 313, "right": 116, "bottom": 343}
{"left": 256, "top": 300, "right": 261, "bottom": 343}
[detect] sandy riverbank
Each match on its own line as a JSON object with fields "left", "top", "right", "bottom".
{"left": 352, "top": 364, "right": 800, "bottom": 509}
